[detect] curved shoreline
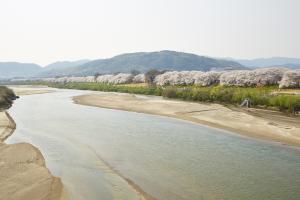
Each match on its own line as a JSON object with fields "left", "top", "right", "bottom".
{"left": 0, "top": 112, "right": 16, "bottom": 142}
{"left": 4, "top": 87, "right": 298, "bottom": 199}
{"left": 73, "top": 92, "right": 300, "bottom": 147}
{"left": 6, "top": 86, "right": 152, "bottom": 200}
{"left": 0, "top": 108, "right": 68, "bottom": 199}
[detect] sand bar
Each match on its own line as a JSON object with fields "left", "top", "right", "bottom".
{"left": 8, "top": 85, "right": 55, "bottom": 96}
{"left": 74, "top": 92, "right": 300, "bottom": 147}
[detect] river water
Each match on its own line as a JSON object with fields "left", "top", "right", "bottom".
{"left": 7, "top": 89, "right": 300, "bottom": 200}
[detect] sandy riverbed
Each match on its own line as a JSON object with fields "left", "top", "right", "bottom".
{"left": 74, "top": 92, "right": 300, "bottom": 147}
{"left": 0, "top": 87, "right": 68, "bottom": 200}
{"left": 8, "top": 85, "right": 54, "bottom": 96}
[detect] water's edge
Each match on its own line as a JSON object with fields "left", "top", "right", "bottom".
{"left": 7, "top": 89, "right": 300, "bottom": 200}
{"left": 1, "top": 110, "right": 68, "bottom": 200}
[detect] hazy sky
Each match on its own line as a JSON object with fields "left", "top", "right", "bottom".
{"left": 0, "top": 0, "right": 299, "bottom": 65}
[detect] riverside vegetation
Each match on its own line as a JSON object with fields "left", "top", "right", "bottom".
{"left": 0, "top": 86, "right": 17, "bottom": 109}
{"left": 47, "top": 82, "right": 300, "bottom": 114}
{"left": 9, "top": 67, "right": 300, "bottom": 113}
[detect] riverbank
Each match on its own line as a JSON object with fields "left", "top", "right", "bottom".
{"left": 8, "top": 85, "right": 54, "bottom": 96}
{"left": 0, "top": 88, "right": 68, "bottom": 200}
{"left": 47, "top": 82, "right": 300, "bottom": 114}
{"left": 74, "top": 92, "right": 300, "bottom": 147}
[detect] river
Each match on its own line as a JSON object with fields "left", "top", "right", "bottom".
{"left": 6, "top": 89, "right": 300, "bottom": 200}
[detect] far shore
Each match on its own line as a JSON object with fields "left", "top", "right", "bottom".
{"left": 8, "top": 85, "right": 55, "bottom": 96}
{"left": 74, "top": 92, "right": 300, "bottom": 147}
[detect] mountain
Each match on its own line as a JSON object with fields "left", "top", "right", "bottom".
{"left": 0, "top": 51, "right": 246, "bottom": 78}
{"left": 267, "top": 63, "right": 300, "bottom": 69}
{"left": 236, "top": 57, "right": 300, "bottom": 68}
{"left": 38, "top": 60, "right": 91, "bottom": 77}
{"left": 0, "top": 62, "right": 42, "bottom": 79}
{"left": 45, "top": 51, "right": 245, "bottom": 77}
{"left": 2, "top": 54, "right": 299, "bottom": 79}
{"left": 44, "top": 60, "right": 91, "bottom": 70}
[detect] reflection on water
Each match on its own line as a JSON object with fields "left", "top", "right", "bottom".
{"left": 7, "top": 89, "right": 300, "bottom": 200}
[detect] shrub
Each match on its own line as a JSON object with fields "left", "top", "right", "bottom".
{"left": 0, "top": 86, "right": 16, "bottom": 109}
{"left": 162, "top": 87, "right": 177, "bottom": 98}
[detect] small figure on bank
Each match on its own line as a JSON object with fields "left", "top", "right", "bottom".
{"left": 240, "top": 98, "right": 251, "bottom": 108}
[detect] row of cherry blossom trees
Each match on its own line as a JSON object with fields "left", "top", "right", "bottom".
{"left": 43, "top": 73, "right": 146, "bottom": 84}
{"left": 279, "top": 69, "right": 300, "bottom": 88}
{"left": 27, "top": 68, "right": 300, "bottom": 88}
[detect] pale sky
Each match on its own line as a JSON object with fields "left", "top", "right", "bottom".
{"left": 0, "top": 0, "right": 299, "bottom": 66}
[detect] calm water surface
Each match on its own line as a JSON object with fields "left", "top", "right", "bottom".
{"left": 7, "top": 89, "right": 300, "bottom": 200}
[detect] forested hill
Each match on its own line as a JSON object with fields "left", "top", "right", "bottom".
{"left": 0, "top": 51, "right": 246, "bottom": 78}
{"left": 39, "top": 51, "right": 246, "bottom": 77}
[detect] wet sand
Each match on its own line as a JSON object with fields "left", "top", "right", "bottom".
{"left": 0, "top": 88, "right": 68, "bottom": 200}
{"left": 74, "top": 92, "right": 300, "bottom": 147}
{"left": 8, "top": 85, "right": 54, "bottom": 96}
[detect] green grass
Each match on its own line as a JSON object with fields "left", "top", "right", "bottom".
{"left": 49, "top": 82, "right": 163, "bottom": 96}
{"left": 47, "top": 82, "right": 300, "bottom": 114}
{"left": 161, "top": 85, "right": 300, "bottom": 112}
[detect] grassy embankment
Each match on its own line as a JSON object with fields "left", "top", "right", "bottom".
{"left": 0, "top": 86, "right": 17, "bottom": 110}
{"left": 47, "top": 82, "right": 300, "bottom": 113}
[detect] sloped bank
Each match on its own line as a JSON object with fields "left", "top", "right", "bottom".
{"left": 0, "top": 92, "right": 67, "bottom": 200}
{"left": 73, "top": 92, "right": 300, "bottom": 147}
